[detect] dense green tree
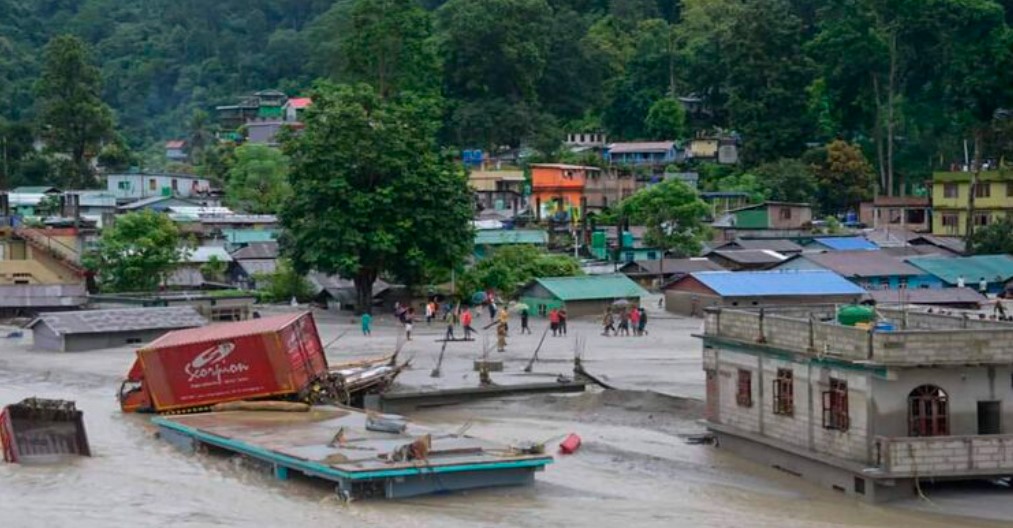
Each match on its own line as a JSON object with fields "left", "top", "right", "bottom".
{"left": 617, "top": 178, "right": 710, "bottom": 255}
{"left": 645, "top": 97, "right": 686, "bottom": 139}
{"left": 968, "top": 216, "right": 1013, "bottom": 255}
{"left": 340, "top": 0, "right": 439, "bottom": 97}
{"left": 186, "top": 109, "right": 214, "bottom": 165}
{"left": 753, "top": 159, "right": 819, "bottom": 205}
{"left": 35, "top": 35, "right": 114, "bottom": 188}
{"left": 811, "top": 140, "right": 875, "bottom": 215}
{"left": 85, "top": 210, "right": 185, "bottom": 292}
{"left": 280, "top": 83, "right": 473, "bottom": 313}
{"left": 459, "top": 245, "right": 582, "bottom": 298}
{"left": 253, "top": 259, "right": 315, "bottom": 302}
{"left": 225, "top": 144, "right": 291, "bottom": 214}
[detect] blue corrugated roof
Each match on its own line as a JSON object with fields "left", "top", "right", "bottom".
{"left": 813, "top": 237, "right": 879, "bottom": 251}
{"left": 689, "top": 270, "right": 866, "bottom": 297}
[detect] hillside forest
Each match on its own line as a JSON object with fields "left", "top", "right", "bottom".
{"left": 4, "top": 0, "right": 1013, "bottom": 207}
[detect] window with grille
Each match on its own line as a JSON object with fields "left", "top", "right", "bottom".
{"left": 942, "top": 214, "right": 959, "bottom": 227}
{"left": 779, "top": 207, "right": 792, "bottom": 220}
{"left": 943, "top": 183, "right": 959, "bottom": 198}
{"left": 975, "top": 183, "right": 991, "bottom": 198}
{"left": 773, "top": 369, "right": 794, "bottom": 416}
{"left": 974, "top": 213, "right": 990, "bottom": 226}
{"left": 736, "top": 369, "right": 752, "bottom": 407}
{"left": 822, "top": 378, "right": 849, "bottom": 431}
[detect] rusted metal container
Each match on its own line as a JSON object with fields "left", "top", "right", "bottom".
{"left": 1, "top": 398, "right": 91, "bottom": 463}
{"left": 119, "top": 311, "right": 329, "bottom": 413}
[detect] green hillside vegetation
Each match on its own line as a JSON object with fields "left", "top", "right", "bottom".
{"left": 2, "top": 0, "right": 1013, "bottom": 197}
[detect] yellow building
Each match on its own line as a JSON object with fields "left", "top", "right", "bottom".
{"left": 932, "top": 171, "right": 1013, "bottom": 236}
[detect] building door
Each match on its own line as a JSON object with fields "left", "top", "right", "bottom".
{"left": 978, "top": 401, "right": 1001, "bottom": 435}
{"left": 908, "top": 385, "right": 948, "bottom": 436}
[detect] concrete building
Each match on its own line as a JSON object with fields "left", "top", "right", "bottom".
{"left": 714, "top": 202, "right": 814, "bottom": 235}
{"left": 700, "top": 305, "right": 1013, "bottom": 502}
{"left": 165, "top": 140, "right": 187, "bottom": 162}
{"left": 584, "top": 169, "right": 636, "bottom": 211}
{"left": 518, "top": 274, "right": 648, "bottom": 318}
{"left": 89, "top": 292, "right": 257, "bottom": 322}
{"left": 931, "top": 170, "right": 1013, "bottom": 236}
{"left": 858, "top": 196, "right": 931, "bottom": 232}
{"left": 664, "top": 270, "right": 865, "bottom": 316}
{"left": 529, "top": 164, "right": 599, "bottom": 222}
{"left": 28, "top": 307, "right": 207, "bottom": 352}
{"left": 0, "top": 226, "right": 88, "bottom": 315}
{"left": 864, "top": 288, "right": 985, "bottom": 309}
{"left": 107, "top": 173, "right": 213, "bottom": 200}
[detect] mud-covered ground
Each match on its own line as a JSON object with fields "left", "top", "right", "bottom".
{"left": 1, "top": 304, "right": 1010, "bottom": 527}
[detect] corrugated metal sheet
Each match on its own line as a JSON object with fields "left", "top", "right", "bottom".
{"left": 474, "top": 229, "right": 548, "bottom": 246}
{"left": 786, "top": 251, "right": 927, "bottom": 278}
{"left": 534, "top": 274, "right": 648, "bottom": 301}
{"left": 709, "top": 249, "right": 787, "bottom": 264}
{"left": 231, "top": 242, "right": 279, "bottom": 260}
{"left": 907, "top": 255, "right": 1013, "bottom": 285}
{"left": 145, "top": 311, "right": 306, "bottom": 349}
{"left": 813, "top": 237, "right": 879, "bottom": 251}
{"left": 866, "top": 288, "right": 986, "bottom": 305}
{"left": 28, "top": 307, "right": 206, "bottom": 336}
{"left": 689, "top": 270, "right": 866, "bottom": 297}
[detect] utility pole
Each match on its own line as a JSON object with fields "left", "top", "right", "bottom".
{"left": 964, "top": 137, "right": 981, "bottom": 244}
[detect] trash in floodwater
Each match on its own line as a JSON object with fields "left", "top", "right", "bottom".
{"left": 365, "top": 412, "right": 408, "bottom": 434}
{"left": 1, "top": 398, "right": 91, "bottom": 463}
{"left": 559, "top": 433, "right": 581, "bottom": 455}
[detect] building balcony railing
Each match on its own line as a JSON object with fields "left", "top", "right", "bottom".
{"left": 875, "top": 434, "right": 1013, "bottom": 477}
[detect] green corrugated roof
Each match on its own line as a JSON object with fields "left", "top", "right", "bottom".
{"left": 907, "top": 255, "right": 1013, "bottom": 285}
{"left": 474, "top": 229, "right": 548, "bottom": 246}
{"left": 534, "top": 274, "right": 648, "bottom": 301}
{"left": 222, "top": 229, "right": 277, "bottom": 244}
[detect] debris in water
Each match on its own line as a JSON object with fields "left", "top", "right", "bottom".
{"left": 1, "top": 398, "right": 91, "bottom": 463}
{"left": 559, "top": 433, "right": 582, "bottom": 454}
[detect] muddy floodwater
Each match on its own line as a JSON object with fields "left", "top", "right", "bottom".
{"left": 2, "top": 308, "right": 1011, "bottom": 527}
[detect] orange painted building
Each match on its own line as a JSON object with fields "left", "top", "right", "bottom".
{"left": 529, "top": 163, "right": 599, "bottom": 221}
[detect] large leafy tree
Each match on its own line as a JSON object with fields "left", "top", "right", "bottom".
{"left": 35, "top": 35, "right": 114, "bottom": 188}
{"left": 340, "top": 0, "right": 439, "bottom": 97}
{"left": 86, "top": 211, "right": 184, "bottom": 292}
{"left": 225, "top": 144, "right": 291, "bottom": 214}
{"left": 753, "top": 158, "right": 819, "bottom": 205}
{"left": 280, "top": 83, "right": 473, "bottom": 313}
{"left": 459, "top": 245, "right": 582, "bottom": 298}
{"left": 810, "top": 140, "right": 875, "bottom": 215}
{"left": 617, "top": 179, "right": 710, "bottom": 256}
{"left": 968, "top": 216, "right": 1013, "bottom": 255}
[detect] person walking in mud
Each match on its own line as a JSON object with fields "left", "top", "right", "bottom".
{"left": 445, "top": 309, "right": 457, "bottom": 341}
{"left": 630, "top": 306, "right": 641, "bottom": 336}
{"left": 602, "top": 310, "right": 616, "bottom": 336}
{"left": 618, "top": 309, "right": 631, "bottom": 336}
{"left": 360, "top": 312, "right": 372, "bottom": 336}
{"left": 558, "top": 308, "right": 568, "bottom": 336}
{"left": 638, "top": 306, "right": 648, "bottom": 336}
{"left": 404, "top": 308, "right": 415, "bottom": 341}
{"left": 461, "top": 307, "right": 475, "bottom": 339}
{"left": 520, "top": 308, "right": 531, "bottom": 334}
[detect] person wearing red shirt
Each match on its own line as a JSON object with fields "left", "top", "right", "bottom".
{"left": 549, "top": 308, "right": 560, "bottom": 337}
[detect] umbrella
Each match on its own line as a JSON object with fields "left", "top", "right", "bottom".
{"left": 612, "top": 299, "right": 631, "bottom": 307}
{"left": 471, "top": 291, "right": 488, "bottom": 304}
{"left": 512, "top": 303, "right": 530, "bottom": 312}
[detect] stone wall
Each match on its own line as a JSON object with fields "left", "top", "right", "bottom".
{"left": 872, "top": 329, "right": 1013, "bottom": 365}
{"left": 879, "top": 435, "right": 1013, "bottom": 476}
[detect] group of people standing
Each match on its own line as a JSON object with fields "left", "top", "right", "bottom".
{"left": 602, "top": 306, "right": 647, "bottom": 337}
{"left": 547, "top": 308, "right": 568, "bottom": 337}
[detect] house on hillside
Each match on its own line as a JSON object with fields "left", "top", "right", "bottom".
{"left": 165, "top": 140, "right": 187, "bottom": 162}
{"left": 107, "top": 173, "right": 213, "bottom": 200}
{"left": 858, "top": 196, "right": 931, "bottom": 232}
{"left": 284, "top": 97, "right": 312, "bottom": 122}
{"left": 907, "top": 255, "right": 1013, "bottom": 294}
{"left": 603, "top": 141, "right": 682, "bottom": 167}
{"left": 663, "top": 270, "right": 865, "bottom": 316}
{"left": 773, "top": 251, "right": 943, "bottom": 290}
{"left": 517, "top": 274, "right": 648, "bottom": 317}
{"left": 166, "top": 246, "right": 234, "bottom": 288}
{"left": 712, "top": 202, "right": 813, "bottom": 240}
{"left": 230, "top": 242, "right": 278, "bottom": 287}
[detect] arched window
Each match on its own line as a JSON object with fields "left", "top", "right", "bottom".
{"left": 908, "top": 385, "right": 949, "bottom": 437}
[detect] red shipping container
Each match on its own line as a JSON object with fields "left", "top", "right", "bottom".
{"left": 120, "top": 311, "right": 329, "bottom": 413}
